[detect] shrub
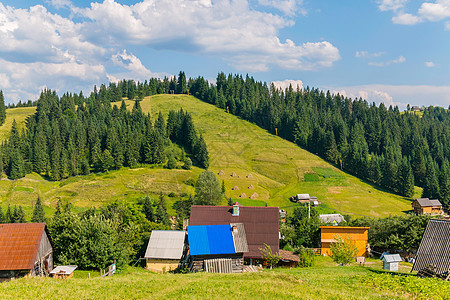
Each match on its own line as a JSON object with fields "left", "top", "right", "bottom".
{"left": 330, "top": 235, "right": 358, "bottom": 265}
{"left": 295, "top": 246, "right": 315, "bottom": 267}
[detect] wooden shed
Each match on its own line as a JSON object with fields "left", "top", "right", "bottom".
{"left": 187, "top": 223, "right": 248, "bottom": 273}
{"left": 144, "top": 230, "right": 186, "bottom": 273}
{"left": 190, "top": 203, "right": 279, "bottom": 259}
{"left": 319, "top": 226, "right": 370, "bottom": 257}
{"left": 0, "top": 223, "right": 53, "bottom": 282}
{"left": 382, "top": 254, "right": 402, "bottom": 271}
{"left": 50, "top": 265, "right": 77, "bottom": 279}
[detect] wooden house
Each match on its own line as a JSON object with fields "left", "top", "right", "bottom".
{"left": 413, "top": 219, "right": 450, "bottom": 275}
{"left": 319, "top": 226, "right": 370, "bottom": 257}
{"left": 187, "top": 223, "right": 248, "bottom": 273}
{"left": 382, "top": 254, "right": 402, "bottom": 271}
{"left": 0, "top": 223, "right": 53, "bottom": 282}
{"left": 412, "top": 198, "right": 442, "bottom": 215}
{"left": 319, "top": 214, "right": 346, "bottom": 225}
{"left": 189, "top": 203, "right": 279, "bottom": 260}
{"left": 50, "top": 265, "right": 77, "bottom": 279}
{"left": 144, "top": 230, "right": 186, "bottom": 273}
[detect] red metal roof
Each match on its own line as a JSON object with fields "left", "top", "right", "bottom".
{"left": 189, "top": 205, "right": 279, "bottom": 259}
{"left": 0, "top": 223, "right": 46, "bottom": 271}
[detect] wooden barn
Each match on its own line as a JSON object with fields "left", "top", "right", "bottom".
{"left": 413, "top": 219, "right": 450, "bottom": 275}
{"left": 187, "top": 223, "right": 248, "bottom": 273}
{"left": 319, "top": 226, "right": 370, "bottom": 257}
{"left": 189, "top": 203, "right": 279, "bottom": 261}
{"left": 412, "top": 198, "right": 442, "bottom": 215}
{"left": 0, "top": 223, "right": 53, "bottom": 282}
{"left": 144, "top": 230, "right": 186, "bottom": 273}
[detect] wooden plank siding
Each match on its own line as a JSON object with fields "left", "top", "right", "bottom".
{"left": 320, "top": 226, "right": 369, "bottom": 257}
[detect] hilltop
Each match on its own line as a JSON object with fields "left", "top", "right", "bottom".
{"left": 0, "top": 94, "right": 412, "bottom": 217}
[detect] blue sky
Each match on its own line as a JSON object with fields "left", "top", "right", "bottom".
{"left": 0, "top": 0, "right": 449, "bottom": 109}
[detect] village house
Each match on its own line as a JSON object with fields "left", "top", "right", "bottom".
{"left": 412, "top": 198, "right": 443, "bottom": 215}
{"left": 319, "top": 214, "right": 346, "bottom": 225}
{"left": 189, "top": 203, "right": 279, "bottom": 261}
{"left": 144, "top": 230, "right": 186, "bottom": 273}
{"left": 413, "top": 219, "right": 450, "bottom": 276}
{"left": 0, "top": 223, "right": 53, "bottom": 282}
{"left": 319, "top": 226, "right": 370, "bottom": 257}
{"left": 187, "top": 223, "right": 248, "bottom": 273}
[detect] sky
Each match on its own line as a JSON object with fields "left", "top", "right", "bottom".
{"left": 0, "top": 0, "right": 449, "bottom": 109}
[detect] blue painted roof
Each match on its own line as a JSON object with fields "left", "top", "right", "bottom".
{"left": 187, "top": 224, "right": 236, "bottom": 256}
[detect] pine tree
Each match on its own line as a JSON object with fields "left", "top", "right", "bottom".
{"left": 398, "top": 157, "right": 414, "bottom": 197}
{"left": 8, "top": 148, "right": 25, "bottom": 180}
{"left": 176, "top": 71, "right": 187, "bottom": 94}
{"left": 5, "top": 205, "right": 12, "bottom": 223}
{"left": 155, "top": 194, "right": 170, "bottom": 226}
{"left": 16, "top": 206, "right": 26, "bottom": 223}
{"left": 142, "top": 196, "right": 154, "bottom": 222}
{"left": 31, "top": 197, "right": 46, "bottom": 223}
{"left": 0, "top": 90, "right": 6, "bottom": 125}
{"left": 54, "top": 199, "right": 62, "bottom": 217}
{"left": 422, "top": 158, "right": 440, "bottom": 199}
{"left": 195, "top": 135, "right": 209, "bottom": 169}
{"left": 0, "top": 206, "right": 4, "bottom": 223}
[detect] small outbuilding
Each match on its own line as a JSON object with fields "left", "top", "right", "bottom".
{"left": 144, "top": 230, "right": 186, "bottom": 273}
{"left": 382, "top": 254, "right": 402, "bottom": 271}
{"left": 278, "top": 250, "right": 300, "bottom": 268}
{"left": 50, "top": 265, "right": 77, "bottom": 279}
{"left": 0, "top": 223, "right": 53, "bottom": 282}
{"left": 187, "top": 223, "right": 248, "bottom": 273}
{"left": 319, "top": 214, "right": 346, "bottom": 225}
{"left": 319, "top": 226, "right": 370, "bottom": 257}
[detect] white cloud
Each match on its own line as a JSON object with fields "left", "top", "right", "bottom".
{"left": 425, "top": 61, "right": 436, "bottom": 67}
{"left": 355, "top": 51, "right": 386, "bottom": 58}
{"left": 330, "top": 84, "right": 450, "bottom": 109}
{"left": 368, "top": 56, "right": 405, "bottom": 67}
{"left": 258, "top": 0, "right": 305, "bottom": 16}
{"left": 392, "top": 13, "right": 422, "bottom": 24}
{"left": 271, "top": 79, "right": 303, "bottom": 91}
{"left": 378, "top": 0, "right": 408, "bottom": 12}
{"left": 47, "top": 0, "right": 73, "bottom": 10}
{"left": 418, "top": 0, "right": 450, "bottom": 21}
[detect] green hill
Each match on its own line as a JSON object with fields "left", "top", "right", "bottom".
{"left": 0, "top": 95, "right": 413, "bottom": 217}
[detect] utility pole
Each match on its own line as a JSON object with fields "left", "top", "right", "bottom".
{"left": 308, "top": 200, "right": 311, "bottom": 219}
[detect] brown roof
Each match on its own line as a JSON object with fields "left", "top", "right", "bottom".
{"left": 0, "top": 223, "right": 46, "bottom": 271}
{"left": 279, "top": 249, "right": 300, "bottom": 262}
{"left": 190, "top": 205, "right": 279, "bottom": 258}
{"left": 415, "top": 198, "right": 442, "bottom": 207}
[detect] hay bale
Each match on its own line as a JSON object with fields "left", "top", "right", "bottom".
{"left": 248, "top": 184, "right": 255, "bottom": 189}
{"left": 250, "top": 192, "right": 259, "bottom": 199}
{"left": 246, "top": 174, "right": 253, "bottom": 179}
{"left": 231, "top": 172, "right": 237, "bottom": 177}
{"left": 232, "top": 186, "right": 239, "bottom": 191}
{"left": 218, "top": 170, "right": 225, "bottom": 175}
{"left": 239, "top": 193, "right": 247, "bottom": 198}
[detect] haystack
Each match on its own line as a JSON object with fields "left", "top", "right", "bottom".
{"left": 231, "top": 172, "right": 237, "bottom": 177}
{"left": 248, "top": 184, "right": 255, "bottom": 189}
{"left": 218, "top": 170, "right": 225, "bottom": 175}
{"left": 246, "top": 174, "right": 253, "bottom": 179}
{"left": 250, "top": 192, "right": 259, "bottom": 199}
{"left": 239, "top": 193, "right": 247, "bottom": 198}
{"left": 232, "top": 186, "right": 239, "bottom": 191}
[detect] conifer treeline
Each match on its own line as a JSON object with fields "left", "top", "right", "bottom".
{"left": 0, "top": 86, "right": 208, "bottom": 181}
{"left": 188, "top": 73, "right": 450, "bottom": 206}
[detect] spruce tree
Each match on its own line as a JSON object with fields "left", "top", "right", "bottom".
{"left": 0, "top": 206, "right": 4, "bottom": 223}
{"left": 422, "top": 159, "right": 440, "bottom": 199}
{"left": 54, "top": 199, "right": 62, "bottom": 217}
{"left": 155, "top": 194, "right": 170, "bottom": 226}
{"left": 8, "top": 148, "right": 25, "bottom": 180}
{"left": 0, "top": 90, "right": 6, "bottom": 125}
{"left": 16, "top": 206, "right": 26, "bottom": 223}
{"left": 142, "top": 196, "right": 154, "bottom": 222}
{"left": 176, "top": 71, "right": 187, "bottom": 94}
{"left": 5, "top": 205, "right": 12, "bottom": 223}
{"left": 31, "top": 197, "right": 46, "bottom": 223}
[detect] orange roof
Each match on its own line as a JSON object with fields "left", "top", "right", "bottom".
{"left": 0, "top": 223, "right": 46, "bottom": 271}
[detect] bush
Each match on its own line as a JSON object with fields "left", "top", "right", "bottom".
{"left": 168, "top": 192, "right": 176, "bottom": 198}
{"left": 330, "top": 235, "right": 358, "bottom": 265}
{"left": 295, "top": 246, "right": 315, "bottom": 267}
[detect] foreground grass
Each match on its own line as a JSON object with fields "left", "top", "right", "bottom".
{"left": 0, "top": 259, "right": 441, "bottom": 300}
{"left": 0, "top": 95, "right": 413, "bottom": 217}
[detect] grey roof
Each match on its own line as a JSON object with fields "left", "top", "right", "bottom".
{"left": 50, "top": 265, "right": 77, "bottom": 275}
{"left": 383, "top": 254, "right": 402, "bottom": 263}
{"left": 297, "top": 194, "right": 310, "bottom": 200}
{"left": 319, "top": 214, "right": 346, "bottom": 224}
{"left": 416, "top": 198, "right": 442, "bottom": 207}
{"left": 413, "top": 219, "right": 450, "bottom": 274}
{"left": 144, "top": 230, "right": 186, "bottom": 260}
{"left": 230, "top": 223, "right": 249, "bottom": 253}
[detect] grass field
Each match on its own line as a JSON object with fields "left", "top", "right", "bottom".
{"left": 0, "top": 95, "right": 413, "bottom": 218}
{"left": 0, "top": 257, "right": 446, "bottom": 299}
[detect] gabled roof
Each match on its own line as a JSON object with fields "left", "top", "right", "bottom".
{"left": 382, "top": 254, "right": 402, "bottom": 263}
{"left": 189, "top": 205, "right": 279, "bottom": 258}
{"left": 50, "top": 265, "right": 77, "bottom": 275}
{"left": 187, "top": 224, "right": 236, "bottom": 256}
{"left": 279, "top": 250, "right": 300, "bottom": 262}
{"left": 415, "top": 198, "right": 442, "bottom": 207}
{"left": 319, "top": 214, "right": 346, "bottom": 224}
{"left": 0, "top": 223, "right": 47, "bottom": 271}
{"left": 144, "top": 230, "right": 186, "bottom": 260}
{"left": 413, "top": 219, "right": 450, "bottom": 274}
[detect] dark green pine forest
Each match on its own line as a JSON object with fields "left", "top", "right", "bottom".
{"left": 1, "top": 70, "right": 449, "bottom": 207}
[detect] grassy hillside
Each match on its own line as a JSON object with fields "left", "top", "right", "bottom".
{"left": 0, "top": 95, "right": 412, "bottom": 217}
{"left": 0, "top": 258, "right": 445, "bottom": 299}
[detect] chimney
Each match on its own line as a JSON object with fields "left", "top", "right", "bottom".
{"left": 232, "top": 204, "right": 239, "bottom": 216}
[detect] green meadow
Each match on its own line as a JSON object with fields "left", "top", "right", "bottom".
{"left": 0, "top": 95, "right": 413, "bottom": 217}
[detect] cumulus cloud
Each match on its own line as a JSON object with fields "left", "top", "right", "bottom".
{"left": 392, "top": 13, "right": 422, "bottom": 24}
{"left": 368, "top": 56, "right": 405, "bottom": 66}
{"left": 425, "top": 61, "right": 436, "bottom": 67}
{"left": 330, "top": 84, "right": 450, "bottom": 109}
{"left": 271, "top": 79, "right": 303, "bottom": 91}
{"left": 258, "top": 0, "right": 306, "bottom": 16}
{"left": 378, "top": 0, "right": 408, "bottom": 12}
